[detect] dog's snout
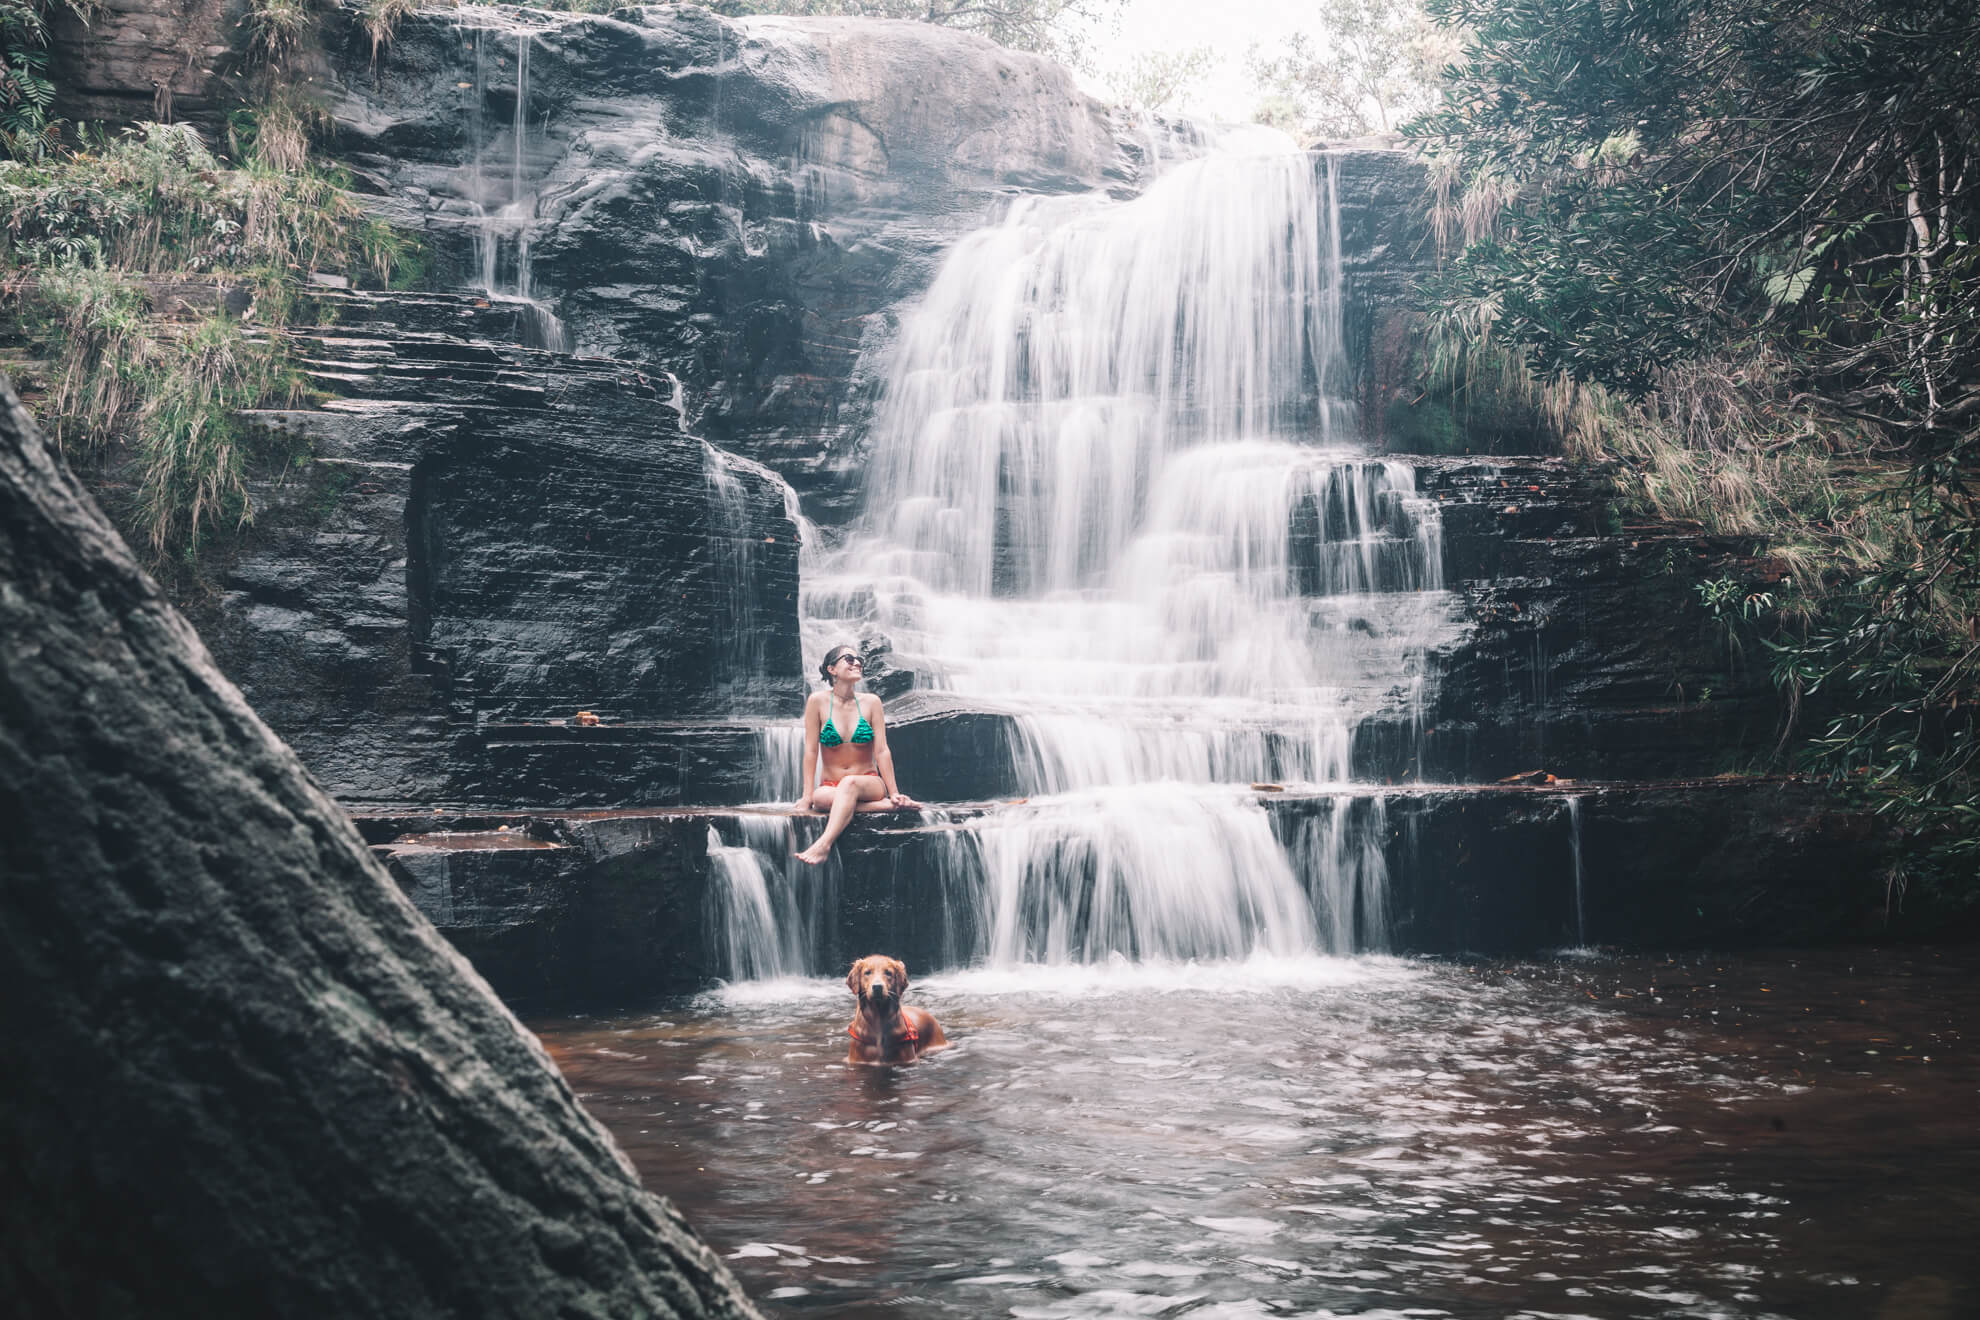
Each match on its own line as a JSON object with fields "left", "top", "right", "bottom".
{"left": 864, "top": 979, "right": 893, "bottom": 1000}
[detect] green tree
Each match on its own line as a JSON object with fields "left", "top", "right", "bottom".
{"left": 1413, "top": 0, "right": 1980, "bottom": 903}
{"left": 1101, "top": 45, "right": 1216, "bottom": 114}
{"left": 1247, "top": 0, "right": 1444, "bottom": 138}
{"left": 0, "top": 0, "right": 87, "bottom": 158}
{"left": 710, "top": 0, "right": 1118, "bottom": 61}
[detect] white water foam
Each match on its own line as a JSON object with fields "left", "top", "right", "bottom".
{"left": 696, "top": 951, "right": 1422, "bottom": 1009}
{"left": 706, "top": 816, "right": 818, "bottom": 980}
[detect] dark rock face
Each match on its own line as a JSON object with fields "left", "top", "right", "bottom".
{"left": 876, "top": 692, "right": 1029, "bottom": 802}
{"left": 1349, "top": 457, "right": 1783, "bottom": 784}
{"left": 1355, "top": 782, "right": 1881, "bottom": 952}
{"left": 322, "top": 5, "right": 1146, "bottom": 518}
{"left": 1331, "top": 147, "right": 1435, "bottom": 313}
{"left": 379, "top": 817, "right": 719, "bottom": 1006}
{"left": 190, "top": 290, "right": 800, "bottom": 805}
{"left": 47, "top": 0, "right": 240, "bottom": 129}
{"left": 0, "top": 377, "right": 761, "bottom": 1316}
{"left": 358, "top": 779, "right": 1888, "bottom": 1010}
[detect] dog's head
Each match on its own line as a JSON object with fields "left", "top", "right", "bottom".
{"left": 847, "top": 955, "right": 909, "bottom": 1013}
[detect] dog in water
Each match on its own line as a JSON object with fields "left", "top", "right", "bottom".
{"left": 845, "top": 955, "right": 948, "bottom": 1065}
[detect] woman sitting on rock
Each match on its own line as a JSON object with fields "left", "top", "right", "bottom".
{"left": 793, "top": 644, "right": 919, "bottom": 865}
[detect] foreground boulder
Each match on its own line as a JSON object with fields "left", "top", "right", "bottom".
{"left": 0, "top": 374, "right": 758, "bottom": 1314}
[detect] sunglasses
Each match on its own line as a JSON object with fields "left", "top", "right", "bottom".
{"left": 832, "top": 654, "right": 865, "bottom": 667}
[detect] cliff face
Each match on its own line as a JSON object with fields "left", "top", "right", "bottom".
{"left": 323, "top": 4, "right": 1151, "bottom": 517}
{"left": 188, "top": 290, "right": 801, "bottom": 806}
{"left": 48, "top": 0, "right": 242, "bottom": 128}
{"left": 134, "top": 5, "right": 1168, "bottom": 807}
{"left": 352, "top": 780, "right": 1887, "bottom": 1009}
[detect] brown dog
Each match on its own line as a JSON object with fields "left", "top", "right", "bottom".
{"left": 845, "top": 955, "right": 948, "bottom": 1065}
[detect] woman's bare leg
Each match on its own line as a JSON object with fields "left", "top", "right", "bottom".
{"left": 795, "top": 775, "right": 886, "bottom": 864}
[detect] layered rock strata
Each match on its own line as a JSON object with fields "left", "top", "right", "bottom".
{"left": 192, "top": 289, "right": 800, "bottom": 805}
{"left": 47, "top": 0, "right": 241, "bottom": 129}
{"left": 321, "top": 3, "right": 1153, "bottom": 517}
{"left": 38, "top": 0, "right": 1855, "bottom": 989}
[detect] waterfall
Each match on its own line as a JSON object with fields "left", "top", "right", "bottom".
{"left": 972, "top": 785, "right": 1318, "bottom": 965}
{"left": 704, "top": 441, "right": 770, "bottom": 695}
{"left": 461, "top": 14, "right": 571, "bottom": 352}
{"left": 763, "top": 133, "right": 1463, "bottom": 973}
{"left": 1283, "top": 794, "right": 1393, "bottom": 954}
{"left": 706, "top": 818, "right": 819, "bottom": 979}
{"left": 1566, "top": 794, "right": 1586, "bottom": 947}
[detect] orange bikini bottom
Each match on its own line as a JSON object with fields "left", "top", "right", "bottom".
{"left": 819, "top": 774, "right": 878, "bottom": 790}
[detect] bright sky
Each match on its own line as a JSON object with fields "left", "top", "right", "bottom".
{"left": 1071, "top": 0, "right": 1314, "bottom": 124}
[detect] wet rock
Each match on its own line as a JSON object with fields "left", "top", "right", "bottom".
{"left": 1327, "top": 781, "right": 1886, "bottom": 953}
{"left": 47, "top": 0, "right": 239, "bottom": 129}
{"left": 183, "top": 290, "right": 801, "bottom": 806}
{"left": 378, "top": 814, "right": 721, "bottom": 1006}
{"left": 1289, "top": 456, "right": 1786, "bottom": 783}
{"left": 316, "top": 5, "right": 1146, "bottom": 518}
{"left": 1330, "top": 147, "right": 1434, "bottom": 312}
{"left": 361, "top": 779, "right": 1889, "bottom": 1010}
{"left": 0, "top": 377, "right": 761, "bottom": 1316}
{"left": 880, "top": 692, "right": 1026, "bottom": 801}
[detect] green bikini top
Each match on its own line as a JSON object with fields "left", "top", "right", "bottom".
{"left": 818, "top": 698, "right": 873, "bottom": 747}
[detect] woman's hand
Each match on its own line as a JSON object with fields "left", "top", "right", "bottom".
{"left": 887, "top": 792, "right": 921, "bottom": 810}
{"left": 792, "top": 795, "right": 814, "bottom": 813}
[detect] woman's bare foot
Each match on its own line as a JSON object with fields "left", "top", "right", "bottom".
{"left": 794, "top": 840, "right": 831, "bottom": 865}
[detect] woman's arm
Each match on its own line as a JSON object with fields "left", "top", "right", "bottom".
{"left": 794, "top": 694, "right": 820, "bottom": 810}
{"left": 866, "top": 697, "right": 919, "bottom": 808}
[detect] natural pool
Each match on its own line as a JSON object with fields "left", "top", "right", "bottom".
{"left": 532, "top": 947, "right": 1977, "bottom": 1318}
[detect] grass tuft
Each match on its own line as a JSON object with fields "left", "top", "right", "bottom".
{"left": 3, "top": 122, "right": 414, "bottom": 563}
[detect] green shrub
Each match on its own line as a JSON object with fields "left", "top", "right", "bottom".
{"left": 4, "top": 124, "right": 414, "bottom": 562}
{"left": 132, "top": 316, "right": 300, "bottom": 555}
{"left": 0, "top": 0, "right": 89, "bottom": 159}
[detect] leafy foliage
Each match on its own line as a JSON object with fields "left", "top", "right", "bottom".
{"left": 707, "top": 0, "right": 1118, "bottom": 60}
{"left": 4, "top": 124, "right": 409, "bottom": 558}
{"left": 0, "top": 0, "right": 87, "bottom": 158}
{"left": 1414, "top": 0, "right": 1980, "bottom": 417}
{"left": 1247, "top": 0, "right": 1446, "bottom": 139}
{"left": 1101, "top": 45, "right": 1214, "bottom": 114}
{"left": 1413, "top": 0, "right": 1980, "bottom": 903}
{"left": 1, "top": 122, "right": 403, "bottom": 280}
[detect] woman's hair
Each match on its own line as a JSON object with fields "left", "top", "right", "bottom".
{"left": 818, "top": 644, "right": 858, "bottom": 683}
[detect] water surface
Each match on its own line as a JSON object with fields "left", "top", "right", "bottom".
{"left": 535, "top": 947, "right": 1977, "bottom": 1318}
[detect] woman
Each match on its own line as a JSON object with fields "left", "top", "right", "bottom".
{"left": 792, "top": 645, "right": 919, "bottom": 864}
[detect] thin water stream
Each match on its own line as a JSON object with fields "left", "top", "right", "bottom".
{"left": 535, "top": 946, "right": 1979, "bottom": 1319}
{"left": 459, "top": 8, "right": 572, "bottom": 351}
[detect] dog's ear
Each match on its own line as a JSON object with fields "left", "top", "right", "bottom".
{"left": 887, "top": 958, "right": 909, "bottom": 995}
{"left": 846, "top": 959, "right": 865, "bottom": 995}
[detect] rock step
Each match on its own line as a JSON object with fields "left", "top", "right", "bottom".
{"left": 299, "top": 367, "right": 555, "bottom": 410}
{"left": 313, "top": 664, "right": 1779, "bottom": 808}
{"left": 354, "top": 778, "right": 1885, "bottom": 1010}
{"left": 302, "top": 289, "right": 555, "bottom": 341}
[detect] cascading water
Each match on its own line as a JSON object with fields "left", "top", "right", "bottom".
{"left": 703, "top": 441, "right": 808, "bottom": 706}
{"left": 1567, "top": 794, "right": 1587, "bottom": 947}
{"left": 706, "top": 817, "right": 822, "bottom": 980}
{"left": 460, "top": 11, "right": 572, "bottom": 352}
{"left": 730, "top": 132, "right": 1464, "bottom": 970}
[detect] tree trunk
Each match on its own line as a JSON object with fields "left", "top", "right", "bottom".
{"left": 0, "top": 376, "right": 761, "bottom": 1318}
